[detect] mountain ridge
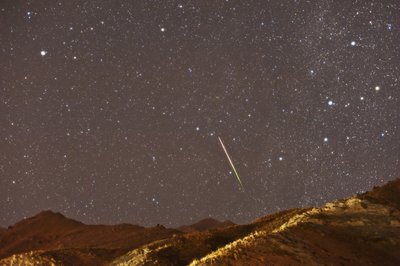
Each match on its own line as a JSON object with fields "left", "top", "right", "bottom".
{"left": 0, "top": 210, "right": 178, "bottom": 264}
{"left": 177, "top": 218, "right": 236, "bottom": 233}
{"left": 1, "top": 178, "right": 399, "bottom": 265}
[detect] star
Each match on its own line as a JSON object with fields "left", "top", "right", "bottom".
{"left": 1, "top": 0, "right": 398, "bottom": 229}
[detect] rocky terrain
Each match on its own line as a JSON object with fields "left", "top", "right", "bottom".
{"left": 1, "top": 178, "right": 399, "bottom": 265}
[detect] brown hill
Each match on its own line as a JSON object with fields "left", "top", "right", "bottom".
{"left": 189, "top": 178, "right": 400, "bottom": 265}
{"left": 1, "top": 178, "right": 400, "bottom": 265}
{"left": 110, "top": 208, "right": 306, "bottom": 266}
{"left": 358, "top": 178, "right": 400, "bottom": 209}
{"left": 177, "top": 218, "right": 235, "bottom": 233}
{"left": 0, "top": 210, "right": 179, "bottom": 264}
{"left": 111, "top": 178, "right": 400, "bottom": 265}
{"left": 0, "top": 227, "right": 5, "bottom": 238}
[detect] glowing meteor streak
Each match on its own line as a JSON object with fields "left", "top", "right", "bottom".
{"left": 218, "top": 136, "right": 244, "bottom": 190}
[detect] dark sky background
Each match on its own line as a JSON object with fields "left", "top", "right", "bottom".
{"left": 1, "top": 0, "right": 399, "bottom": 227}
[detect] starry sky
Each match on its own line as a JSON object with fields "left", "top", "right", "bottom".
{"left": 1, "top": 0, "right": 399, "bottom": 227}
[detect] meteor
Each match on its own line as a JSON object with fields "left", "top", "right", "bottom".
{"left": 218, "top": 136, "right": 245, "bottom": 190}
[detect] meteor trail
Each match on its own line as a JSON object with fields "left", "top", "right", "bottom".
{"left": 218, "top": 136, "right": 245, "bottom": 190}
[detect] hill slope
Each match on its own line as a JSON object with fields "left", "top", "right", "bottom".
{"left": 1, "top": 178, "right": 399, "bottom": 265}
{"left": 110, "top": 178, "right": 400, "bottom": 266}
{"left": 111, "top": 209, "right": 306, "bottom": 266}
{"left": 190, "top": 197, "right": 400, "bottom": 265}
{"left": 0, "top": 211, "right": 179, "bottom": 265}
{"left": 189, "top": 179, "right": 400, "bottom": 265}
{"left": 359, "top": 178, "right": 400, "bottom": 209}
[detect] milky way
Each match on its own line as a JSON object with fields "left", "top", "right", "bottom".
{"left": 1, "top": 0, "right": 399, "bottom": 227}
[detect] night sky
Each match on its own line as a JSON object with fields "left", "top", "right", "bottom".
{"left": 1, "top": 0, "right": 399, "bottom": 227}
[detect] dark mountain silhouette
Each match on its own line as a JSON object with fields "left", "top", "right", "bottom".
{"left": 177, "top": 218, "right": 235, "bottom": 233}
{"left": 0, "top": 210, "right": 179, "bottom": 264}
{"left": 1, "top": 178, "right": 399, "bottom": 265}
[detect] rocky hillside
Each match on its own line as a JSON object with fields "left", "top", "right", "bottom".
{"left": 190, "top": 197, "right": 400, "bottom": 265}
{"left": 1, "top": 178, "right": 399, "bottom": 265}
{"left": 110, "top": 209, "right": 306, "bottom": 266}
{"left": 188, "top": 179, "right": 400, "bottom": 265}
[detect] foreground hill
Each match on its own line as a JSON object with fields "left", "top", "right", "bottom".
{"left": 111, "top": 209, "right": 306, "bottom": 266}
{"left": 112, "top": 178, "right": 400, "bottom": 266}
{"left": 188, "top": 179, "right": 400, "bottom": 265}
{"left": 1, "top": 178, "right": 399, "bottom": 265}
{"left": 190, "top": 199, "right": 400, "bottom": 265}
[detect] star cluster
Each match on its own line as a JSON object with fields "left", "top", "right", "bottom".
{"left": 1, "top": 0, "right": 399, "bottom": 227}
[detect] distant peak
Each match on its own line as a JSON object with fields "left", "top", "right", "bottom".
{"left": 197, "top": 218, "right": 220, "bottom": 223}
{"left": 177, "top": 217, "right": 235, "bottom": 233}
{"left": 36, "top": 210, "right": 65, "bottom": 217}
{"left": 221, "top": 220, "right": 235, "bottom": 226}
{"left": 12, "top": 210, "right": 84, "bottom": 229}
